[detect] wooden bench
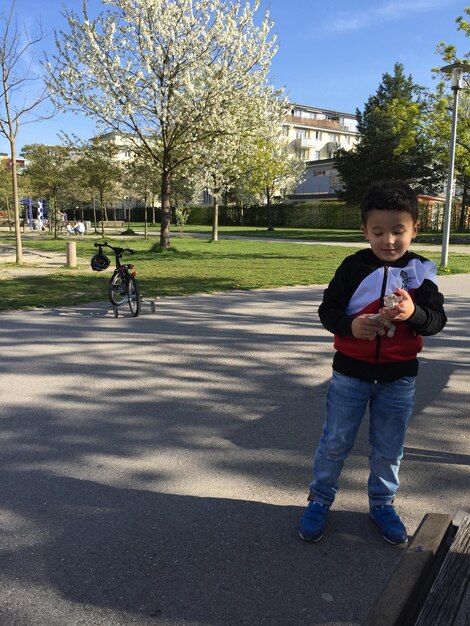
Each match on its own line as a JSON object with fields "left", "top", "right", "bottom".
{"left": 363, "top": 510, "right": 470, "bottom": 625}
{"left": 99, "top": 220, "right": 125, "bottom": 230}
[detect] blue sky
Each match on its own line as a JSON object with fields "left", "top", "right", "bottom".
{"left": 1, "top": 0, "right": 468, "bottom": 154}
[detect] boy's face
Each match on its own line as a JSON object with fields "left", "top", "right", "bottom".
{"left": 362, "top": 209, "right": 418, "bottom": 262}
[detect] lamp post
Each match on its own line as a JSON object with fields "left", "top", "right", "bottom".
{"left": 440, "top": 62, "right": 470, "bottom": 267}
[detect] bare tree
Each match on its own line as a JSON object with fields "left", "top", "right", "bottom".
{"left": 0, "top": 1, "right": 52, "bottom": 262}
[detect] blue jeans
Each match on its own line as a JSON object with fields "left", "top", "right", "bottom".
{"left": 310, "top": 371, "right": 416, "bottom": 507}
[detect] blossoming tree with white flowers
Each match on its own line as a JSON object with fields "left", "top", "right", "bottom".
{"left": 47, "top": 0, "right": 280, "bottom": 248}
{"left": 242, "top": 132, "right": 306, "bottom": 229}
{"left": 189, "top": 93, "right": 286, "bottom": 240}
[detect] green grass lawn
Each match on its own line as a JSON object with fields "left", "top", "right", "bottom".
{"left": 154, "top": 224, "right": 470, "bottom": 244}
{"left": 14, "top": 223, "right": 470, "bottom": 243}
{"left": 58, "top": 221, "right": 470, "bottom": 244}
{"left": 1, "top": 230, "right": 469, "bottom": 311}
{"left": 172, "top": 225, "right": 368, "bottom": 242}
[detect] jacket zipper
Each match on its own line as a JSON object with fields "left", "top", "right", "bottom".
{"left": 373, "top": 266, "right": 389, "bottom": 378}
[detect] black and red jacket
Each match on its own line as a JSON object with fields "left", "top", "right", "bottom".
{"left": 318, "top": 248, "right": 447, "bottom": 383}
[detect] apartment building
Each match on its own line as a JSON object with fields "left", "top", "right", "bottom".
{"left": 92, "top": 131, "right": 135, "bottom": 161}
{"left": 91, "top": 103, "right": 359, "bottom": 204}
{"left": 284, "top": 103, "right": 359, "bottom": 198}
{"left": 0, "top": 152, "right": 26, "bottom": 174}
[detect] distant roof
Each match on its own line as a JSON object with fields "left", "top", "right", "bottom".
{"left": 289, "top": 103, "right": 357, "bottom": 118}
{"left": 418, "top": 194, "right": 446, "bottom": 203}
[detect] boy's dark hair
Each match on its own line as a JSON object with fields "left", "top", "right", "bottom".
{"left": 360, "top": 181, "right": 418, "bottom": 224}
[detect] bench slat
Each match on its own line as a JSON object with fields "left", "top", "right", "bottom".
{"left": 362, "top": 513, "right": 452, "bottom": 626}
{"left": 415, "top": 515, "right": 470, "bottom": 626}
{"left": 99, "top": 221, "right": 125, "bottom": 229}
{"left": 454, "top": 584, "right": 470, "bottom": 626}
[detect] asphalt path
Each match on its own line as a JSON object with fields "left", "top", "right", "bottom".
{"left": 0, "top": 275, "right": 469, "bottom": 625}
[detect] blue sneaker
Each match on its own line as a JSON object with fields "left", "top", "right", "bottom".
{"left": 298, "top": 501, "right": 329, "bottom": 542}
{"left": 370, "top": 505, "right": 408, "bottom": 545}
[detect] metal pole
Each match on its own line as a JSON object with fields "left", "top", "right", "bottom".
{"left": 440, "top": 84, "right": 460, "bottom": 267}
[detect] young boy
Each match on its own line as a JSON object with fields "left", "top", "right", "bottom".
{"left": 299, "top": 181, "right": 447, "bottom": 545}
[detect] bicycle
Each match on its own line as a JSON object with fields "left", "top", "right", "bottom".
{"left": 91, "top": 241, "right": 141, "bottom": 318}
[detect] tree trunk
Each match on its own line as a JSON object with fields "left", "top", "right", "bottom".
{"left": 100, "top": 191, "right": 105, "bottom": 237}
{"left": 212, "top": 191, "right": 219, "bottom": 241}
{"left": 53, "top": 197, "right": 58, "bottom": 239}
{"left": 6, "top": 196, "right": 12, "bottom": 232}
{"left": 9, "top": 139, "right": 23, "bottom": 263}
{"left": 160, "top": 160, "right": 171, "bottom": 248}
{"left": 93, "top": 197, "right": 98, "bottom": 233}
{"left": 144, "top": 207, "right": 148, "bottom": 239}
{"left": 266, "top": 187, "right": 274, "bottom": 231}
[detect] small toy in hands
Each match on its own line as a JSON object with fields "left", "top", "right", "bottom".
{"left": 368, "top": 293, "right": 403, "bottom": 338}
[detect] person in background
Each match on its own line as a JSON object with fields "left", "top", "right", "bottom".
{"left": 74, "top": 220, "right": 86, "bottom": 236}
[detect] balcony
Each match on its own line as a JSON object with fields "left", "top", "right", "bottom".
{"left": 295, "top": 137, "right": 317, "bottom": 149}
{"left": 286, "top": 115, "right": 342, "bottom": 130}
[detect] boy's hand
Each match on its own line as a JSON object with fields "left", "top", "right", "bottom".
{"left": 351, "top": 315, "right": 382, "bottom": 340}
{"left": 379, "top": 288, "right": 415, "bottom": 322}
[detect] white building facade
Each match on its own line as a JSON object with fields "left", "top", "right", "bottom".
{"left": 284, "top": 103, "right": 359, "bottom": 198}
{"left": 92, "top": 103, "right": 360, "bottom": 205}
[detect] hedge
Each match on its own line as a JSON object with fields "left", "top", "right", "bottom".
{"left": 183, "top": 199, "right": 469, "bottom": 232}
{"left": 185, "top": 201, "right": 362, "bottom": 230}
{"left": 26, "top": 198, "right": 467, "bottom": 232}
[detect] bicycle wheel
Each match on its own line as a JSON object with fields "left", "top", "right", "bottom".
{"left": 108, "top": 271, "right": 127, "bottom": 307}
{"left": 128, "top": 276, "right": 141, "bottom": 317}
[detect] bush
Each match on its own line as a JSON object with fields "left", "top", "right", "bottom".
{"left": 174, "top": 206, "right": 191, "bottom": 230}
{"left": 151, "top": 241, "right": 178, "bottom": 254}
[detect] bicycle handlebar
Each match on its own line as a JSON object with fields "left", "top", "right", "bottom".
{"left": 94, "top": 241, "right": 136, "bottom": 255}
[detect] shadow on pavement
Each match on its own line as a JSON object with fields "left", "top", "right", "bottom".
{"left": 0, "top": 285, "right": 468, "bottom": 625}
{"left": 0, "top": 471, "right": 394, "bottom": 625}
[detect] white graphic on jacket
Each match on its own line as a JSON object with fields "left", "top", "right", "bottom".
{"left": 334, "top": 258, "right": 437, "bottom": 364}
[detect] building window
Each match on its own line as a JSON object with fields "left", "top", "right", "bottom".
{"left": 296, "top": 129, "right": 306, "bottom": 138}
{"left": 315, "top": 131, "right": 322, "bottom": 140}
{"left": 295, "top": 149, "right": 308, "bottom": 160}
{"left": 330, "top": 175, "right": 342, "bottom": 191}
